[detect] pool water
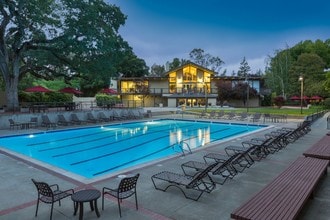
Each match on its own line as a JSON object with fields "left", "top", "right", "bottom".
{"left": 0, "top": 119, "right": 265, "bottom": 179}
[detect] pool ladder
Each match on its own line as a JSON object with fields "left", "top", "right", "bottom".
{"left": 172, "top": 141, "right": 192, "bottom": 156}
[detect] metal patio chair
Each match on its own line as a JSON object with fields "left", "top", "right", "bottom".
{"left": 31, "top": 179, "right": 74, "bottom": 220}
{"left": 102, "top": 173, "right": 140, "bottom": 217}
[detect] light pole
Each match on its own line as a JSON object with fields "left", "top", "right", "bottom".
{"left": 245, "top": 75, "right": 249, "bottom": 113}
{"left": 204, "top": 83, "right": 208, "bottom": 111}
{"left": 299, "top": 76, "right": 304, "bottom": 114}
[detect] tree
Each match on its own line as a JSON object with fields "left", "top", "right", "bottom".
{"left": 0, "top": 0, "right": 133, "bottom": 110}
{"left": 167, "top": 58, "right": 189, "bottom": 71}
{"left": 231, "top": 82, "right": 258, "bottom": 106}
{"left": 215, "top": 80, "right": 232, "bottom": 106}
{"left": 150, "top": 64, "right": 165, "bottom": 76}
{"left": 289, "top": 53, "right": 326, "bottom": 96}
{"left": 237, "top": 57, "right": 251, "bottom": 77}
{"left": 189, "top": 48, "right": 224, "bottom": 73}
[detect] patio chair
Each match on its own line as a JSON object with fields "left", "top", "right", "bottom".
{"left": 86, "top": 112, "right": 98, "bottom": 123}
{"left": 102, "top": 173, "right": 140, "bottom": 217}
{"left": 31, "top": 179, "right": 74, "bottom": 220}
{"left": 151, "top": 162, "right": 218, "bottom": 201}
{"left": 98, "top": 111, "right": 111, "bottom": 122}
{"left": 57, "top": 114, "right": 71, "bottom": 126}
{"left": 70, "top": 113, "right": 87, "bottom": 124}
{"left": 29, "top": 117, "right": 38, "bottom": 128}
{"left": 41, "top": 115, "right": 57, "bottom": 128}
{"left": 8, "top": 119, "right": 21, "bottom": 130}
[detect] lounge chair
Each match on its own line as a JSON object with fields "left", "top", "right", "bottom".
{"left": 41, "top": 115, "right": 57, "bottom": 128}
{"left": 234, "top": 112, "right": 249, "bottom": 121}
{"left": 208, "top": 110, "right": 216, "bottom": 119}
{"left": 86, "top": 112, "right": 98, "bottom": 123}
{"left": 57, "top": 114, "right": 72, "bottom": 126}
{"left": 98, "top": 112, "right": 111, "bottom": 122}
{"left": 31, "top": 178, "right": 74, "bottom": 220}
{"left": 151, "top": 162, "right": 218, "bottom": 201}
{"left": 112, "top": 110, "right": 125, "bottom": 120}
{"left": 102, "top": 173, "right": 140, "bottom": 217}
{"left": 203, "top": 152, "right": 253, "bottom": 173}
{"left": 8, "top": 119, "right": 21, "bottom": 130}
{"left": 216, "top": 110, "right": 225, "bottom": 119}
{"left": 29, "top": 117, "right": 38, "bottom": 128}
{"left": 224, "top": 111, "right": 236, "bottom": 120}
{"left": 250, "top": 113, "right": 261, "bottom": 122}
{"left": 70, "top": 113, "right": 87, "bottom": 124}
{"left": 199, "top": 110, "right": 207, "bottom": 118}
{"left": 224, "top": 137, "right": 273, "bottom": 162}
{"left": 181, "top": 158, "right": 236, "bottom": 185}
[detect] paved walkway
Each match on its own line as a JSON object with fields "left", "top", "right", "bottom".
{"left": 0, "top": 112, "right": 330, "bottom": 220}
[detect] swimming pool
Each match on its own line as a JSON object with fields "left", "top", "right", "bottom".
{"left": 0, "top": 119, "right": 266, "bottom": 179}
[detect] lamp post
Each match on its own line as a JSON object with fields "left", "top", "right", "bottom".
{"left": 299, "top": 76, "right": 304, "bottom": 114}
{"left": 204, "top": 83, "right": 208, "bottom": 111}
{"left": 245, "top": 75, "right": 249, "bottom": 113}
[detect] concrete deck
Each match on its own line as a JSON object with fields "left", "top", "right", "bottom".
{"left": 1, "top": 110, "right": 330, "bottom": 220}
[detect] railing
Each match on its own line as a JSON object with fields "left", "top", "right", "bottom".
{"left": 119, "top": 87, "right": 219, "bottom": 95}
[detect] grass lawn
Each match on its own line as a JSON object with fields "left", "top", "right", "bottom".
{"left": 190, "top": 105, "right": 326, "bottom": 117}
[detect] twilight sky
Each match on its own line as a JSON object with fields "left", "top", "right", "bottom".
{"left": 109, "top": 0, "right": 330, "bottom": 74}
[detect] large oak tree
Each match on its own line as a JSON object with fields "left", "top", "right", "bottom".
{"left": 0, "top": 0, "right": 137, "bottom": 110}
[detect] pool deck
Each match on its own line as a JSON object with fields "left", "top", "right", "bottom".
{"left": 1, "top": 110, "right": 330, "bottom": 220}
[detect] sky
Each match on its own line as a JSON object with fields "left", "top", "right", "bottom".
{"left": 109, "top": 0, "right": 330, "bottom": 74}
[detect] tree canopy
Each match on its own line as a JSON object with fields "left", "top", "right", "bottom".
{"left": 265, "top": 39, "right": 330, "bottom": 99}
{"left": 0, "top": 0, "right": 146, "bottom": 109}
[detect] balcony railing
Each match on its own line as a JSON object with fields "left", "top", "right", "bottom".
{"left": 119, "top": 87, "right": 218, "bottom": 95}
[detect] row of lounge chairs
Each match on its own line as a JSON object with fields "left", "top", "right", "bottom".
{"left": 151, "top": 120, "right": 311, "bottom": 201}
{"left": 40, "top": 109, "right": 146, "bottom": 128}
{"left": 200, "top": 110, "right": 287, "bottom": 123}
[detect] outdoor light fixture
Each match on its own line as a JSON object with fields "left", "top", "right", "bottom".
{"left": 299, "top": 75, "right": 304, "bottom": 114}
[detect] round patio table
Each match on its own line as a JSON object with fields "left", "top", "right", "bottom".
{"left": 71, "top": 189, "right": 101, "bottom": 220}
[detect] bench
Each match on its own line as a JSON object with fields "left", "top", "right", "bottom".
{"left": 303, "top": 135, "right": 330, "bottom": 160}
{"left": 231, "top": 157, "right": 328, "bottom": 220}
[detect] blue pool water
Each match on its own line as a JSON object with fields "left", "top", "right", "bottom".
{"left": 0, "top": 119, "right": 266, "bottom": 179}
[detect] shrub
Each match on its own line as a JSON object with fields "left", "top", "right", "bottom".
{"left": 273, "top": 96, "right": 285, "bottom": 108}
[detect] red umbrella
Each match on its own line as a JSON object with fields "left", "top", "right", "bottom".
{"left": 302, "top": 95, "right": 309, "bottom": 100}
{"left": 100, "top": 88, "right": 117, "bottom": 94}
{"left": 25, "top": 85, "right": 53, "bottom": 93}
{"left": 58, "top": 87, "right": 83, "bottom": 95}
{"left": 310, "top": 95, "right": 323, "bottom": 100}
{"left": 290, "top": 96, "right": 300, "bottom": 101}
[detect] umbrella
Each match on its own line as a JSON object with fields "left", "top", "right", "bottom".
{"left": 310, "top": 95, "right": 323, "bottom": 100}
{"left": 290, "top": 96, "right": 300, "bottom": 101}
{"left": 25, "top": 85, "right": 53, "bottom": 93}
{"left": 100, "top": 88, "right": 117, "bottom": 94}
{"left": 302, "top": 95, "right": 309, "bottom": 100}
{"left": 58, "top": 87, "right": 83, "bottom": 95}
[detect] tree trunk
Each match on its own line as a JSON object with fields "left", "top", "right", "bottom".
{"left": 3, "top": 58, "right": 20, "bottom": 111}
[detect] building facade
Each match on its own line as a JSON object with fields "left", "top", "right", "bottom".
{"left": 118, "top": 62, "right": 261, "bottom": 108}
